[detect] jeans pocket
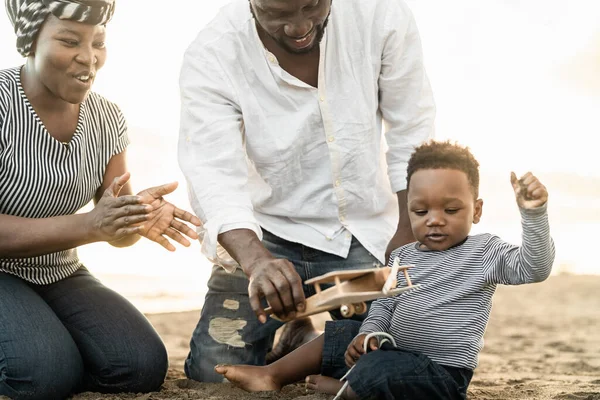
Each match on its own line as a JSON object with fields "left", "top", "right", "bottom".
{"left": 412, "top": 351, "right": 433, "bottom": 374}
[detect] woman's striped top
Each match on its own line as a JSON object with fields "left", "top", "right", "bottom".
{"left": 0, "top": 66, "right": 129, "bottom": 285}
{"left": 359, "top": 205, "right": 555, "bottom": 370}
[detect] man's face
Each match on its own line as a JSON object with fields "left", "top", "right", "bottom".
{"left": 407, "top": 169, "right": 483, "bottom": 251}
{"left": 250, "top": 0, "right": 331, "bottom": 54}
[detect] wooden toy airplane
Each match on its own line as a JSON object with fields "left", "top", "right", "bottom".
{"left": 265, "top": 257, "right": 419, "bottom": 322}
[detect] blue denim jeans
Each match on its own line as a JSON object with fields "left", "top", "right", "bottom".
{"left": 322, "top": 320, "right": 473, "bottom": 400}
{"left": 0, "top": 268, "right": 168, "bottom": 400}
{"left": 185, "top": 230, "right": 382, "bottom": 382}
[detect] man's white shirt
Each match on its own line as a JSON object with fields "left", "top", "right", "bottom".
{"left": 178, "top": 0, "right": 435, "bottom": 269}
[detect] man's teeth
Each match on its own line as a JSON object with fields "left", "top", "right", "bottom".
{"left": 77, "top": 76, "right": 90, "bottom": 82}
{"left": 295, "top": 35, "right": 310, "bottom": 43}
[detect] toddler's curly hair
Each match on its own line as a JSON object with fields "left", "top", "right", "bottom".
{"left": 406, "top": 140, "right": 480, "bottom": 198}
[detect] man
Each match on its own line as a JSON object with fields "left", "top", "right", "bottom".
{"left": 178, "top": 0, "right": 435, "bottom": 382}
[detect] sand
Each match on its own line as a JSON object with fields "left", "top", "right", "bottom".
{"left": 63, "top": 275, "right": 600, "bottom": 399}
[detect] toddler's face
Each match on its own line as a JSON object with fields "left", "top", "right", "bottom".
{"left": 407, "top": 169, "right": 483, "bottom": 251}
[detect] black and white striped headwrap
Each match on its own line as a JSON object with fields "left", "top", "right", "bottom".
{"left": 6, "top": 0, "right": 115, "bottom": 57}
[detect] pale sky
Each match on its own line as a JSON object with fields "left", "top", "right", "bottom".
{"left": 1, "top": 0, "right": 598, "bottom": 178}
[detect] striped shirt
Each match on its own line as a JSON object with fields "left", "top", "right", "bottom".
{"left": 0, "top": 66, "right": 129, "bottom": 285}
{"left": 359, "top": 205, "right": 555, "bottom": 370}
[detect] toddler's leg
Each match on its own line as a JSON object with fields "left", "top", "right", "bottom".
{"left": 216, "top": 333, "right": 325, "bottom": 391}
{"left": 346, "top": 348, "right": 468, "bottom": 400}
{"left": 216, "top": 319, "right": 363, "bottom": 393}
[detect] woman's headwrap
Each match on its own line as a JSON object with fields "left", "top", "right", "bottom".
{"left": 5, "top": 0, "right": 115, "bottom": 57}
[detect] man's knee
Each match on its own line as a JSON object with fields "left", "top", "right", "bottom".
{"left": 185, "top": 296, "right": 281, "bottom": 382}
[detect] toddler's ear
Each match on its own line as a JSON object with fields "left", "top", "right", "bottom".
{"left": 473, "top": 199, "right": 483, "bottom": 224}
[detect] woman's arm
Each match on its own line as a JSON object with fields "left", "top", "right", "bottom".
{"left": 0, "top": 172, "right": 149, "bottom": 258}
{"left": 0, "top": 213, "right": 96, "bottom": 259}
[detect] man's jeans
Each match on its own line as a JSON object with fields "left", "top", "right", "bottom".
{"left": 185, "top": 230, "right": 383, "bottom": 382}
{"left": 0, "top": 268, "right": 168, "bottom": 400}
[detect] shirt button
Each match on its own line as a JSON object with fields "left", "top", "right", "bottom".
{"left": 319, "top": 95, "right": 325, "bottom": 102}
{"left": 346, "top": 232, "right": 352, "bottom": 239}
{"left": 268, "top": 55, "right": 276, "bottom": 63}
{"left": 328, "top": 136, "right": 335, "bottom": 143}
{"left": 326, "top": 236, "right": 332, "bottom": 241}
{"left": 335, "top": 180, "right": 341, "bottom": 187}
{"left": 186, "top": 136, "right": 191, "bottom": 143}
{"left": 340, "top": 216, "right": 346, "bottom": 222}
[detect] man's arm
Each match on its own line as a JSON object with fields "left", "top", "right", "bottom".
{"left": 386, "top": 190, "right": 415, "bottom": 263}
{"left": 178, "top": 46, "right": 305, "bottom": 321}
{"left": 378, "top": 1, "right": 436, "bottom": 260}
{"left": 218, "top": 229, "right": 305, "bottom": 323}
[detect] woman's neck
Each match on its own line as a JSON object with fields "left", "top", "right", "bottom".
{"left": 21, "top": 61, "right": 78, "bottom": 115}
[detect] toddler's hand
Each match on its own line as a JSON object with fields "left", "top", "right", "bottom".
{"left": 345, "top": 334, "right": 379, "bottom": 368}
{"left": 510, "top": 172, "right": 548, "bottom": 209}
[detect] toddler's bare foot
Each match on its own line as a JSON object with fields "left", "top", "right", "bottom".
{"left": 305, "top": 375, "right": 359, "bottom": 400}
{"left": 215, "top": 364, "right": 280, "bottom": 392}
{"left": 305, "top": 374, "right": 344, "bottom": 395}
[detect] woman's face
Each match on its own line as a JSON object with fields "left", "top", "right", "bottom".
{"left": 31, "top": 14, "right": 107, "bottom": 104}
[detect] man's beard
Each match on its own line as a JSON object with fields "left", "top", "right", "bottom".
{"left": 249, "top": 1, "right": 331, "bottom": 55}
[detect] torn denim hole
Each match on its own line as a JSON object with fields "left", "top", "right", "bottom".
{"left": 208, "top": 318, "right": 247, "bottom": 348}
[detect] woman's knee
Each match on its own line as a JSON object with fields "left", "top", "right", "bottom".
{"left": 86, "top": 333, "right": 168, "bottom": 393}
{"left": 0, "top": 274, "right": 83, "bottom": 400}
{"left": 0, "top": 342, "right": 83, "bottom": 400}
{"left": 129, "top": 337, "right": 169, "bottom": 392}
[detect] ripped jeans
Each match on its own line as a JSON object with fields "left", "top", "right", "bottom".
{"left": 185, "top": 230, "right": 382, "bottom": 382}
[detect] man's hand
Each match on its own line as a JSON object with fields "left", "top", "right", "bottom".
{"left": 345, "top": 334, "right": 379, "bottom": 368}
{"left": 218, "top": 229, "right": 306, "bottom": 324}
{"left": 510, "top": 172, "right": 548, "bottom": 209}
{"left": 246, "top": 256, "right": 306, "bottom": 323}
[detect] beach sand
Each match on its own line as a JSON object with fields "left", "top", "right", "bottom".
{"left": 68, "top": 274, "right": 600, "bottom": 400}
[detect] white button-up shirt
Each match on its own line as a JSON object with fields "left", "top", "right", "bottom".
{"left": 178, "top": 0, "right": 435, "bottom": 270}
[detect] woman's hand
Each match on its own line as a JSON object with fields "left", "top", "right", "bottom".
{"left": 88, "top": 173, "right": 151, "bottom": 242}
{"left": 510, "top": 172, "right": 548, "bottom": 209}
{"left": 136, "top": 182, "right": 202, "bottom": 251}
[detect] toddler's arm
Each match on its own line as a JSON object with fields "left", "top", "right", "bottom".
{"left": 482, "top": 172, "right": 555, "bottom": 285}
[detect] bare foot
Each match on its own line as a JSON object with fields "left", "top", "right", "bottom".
{"left": 305, "top": 374, "right": 344, "bottom": 395}
{"left": 306, "top": 375, "right": 360, "bottom": 399}
{"left": 266, "top": 318, "right": 321, "bottom": 364}
{"left": 215, "top": 364, "right": 280, "bottom": 392}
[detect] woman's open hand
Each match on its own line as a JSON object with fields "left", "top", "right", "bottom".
{"left": 88, "top": 173, "right": 151, "bottom": 242}
{"left": 136, "top": 182, "right": 202, "bottom": 251}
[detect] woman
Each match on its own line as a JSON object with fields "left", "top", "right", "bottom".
{"left": 0, "top": 1, "right": 201, "bottom": 399}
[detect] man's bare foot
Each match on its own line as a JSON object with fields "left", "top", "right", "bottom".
{"left": 215, "top": 364, "right": 281, "bottom": 392}
{"left": 305, "top": 375, "right": 359, "bottom": 400}
{"left": 266, "top": 318, "right": 321, "bottom": 364}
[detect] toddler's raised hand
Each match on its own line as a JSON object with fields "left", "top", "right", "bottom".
{"left": 345, "top": 334, "right": 379, "bottom": 368}
{"left": 510, "top": 172, "right": 548, "bottom": 209}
